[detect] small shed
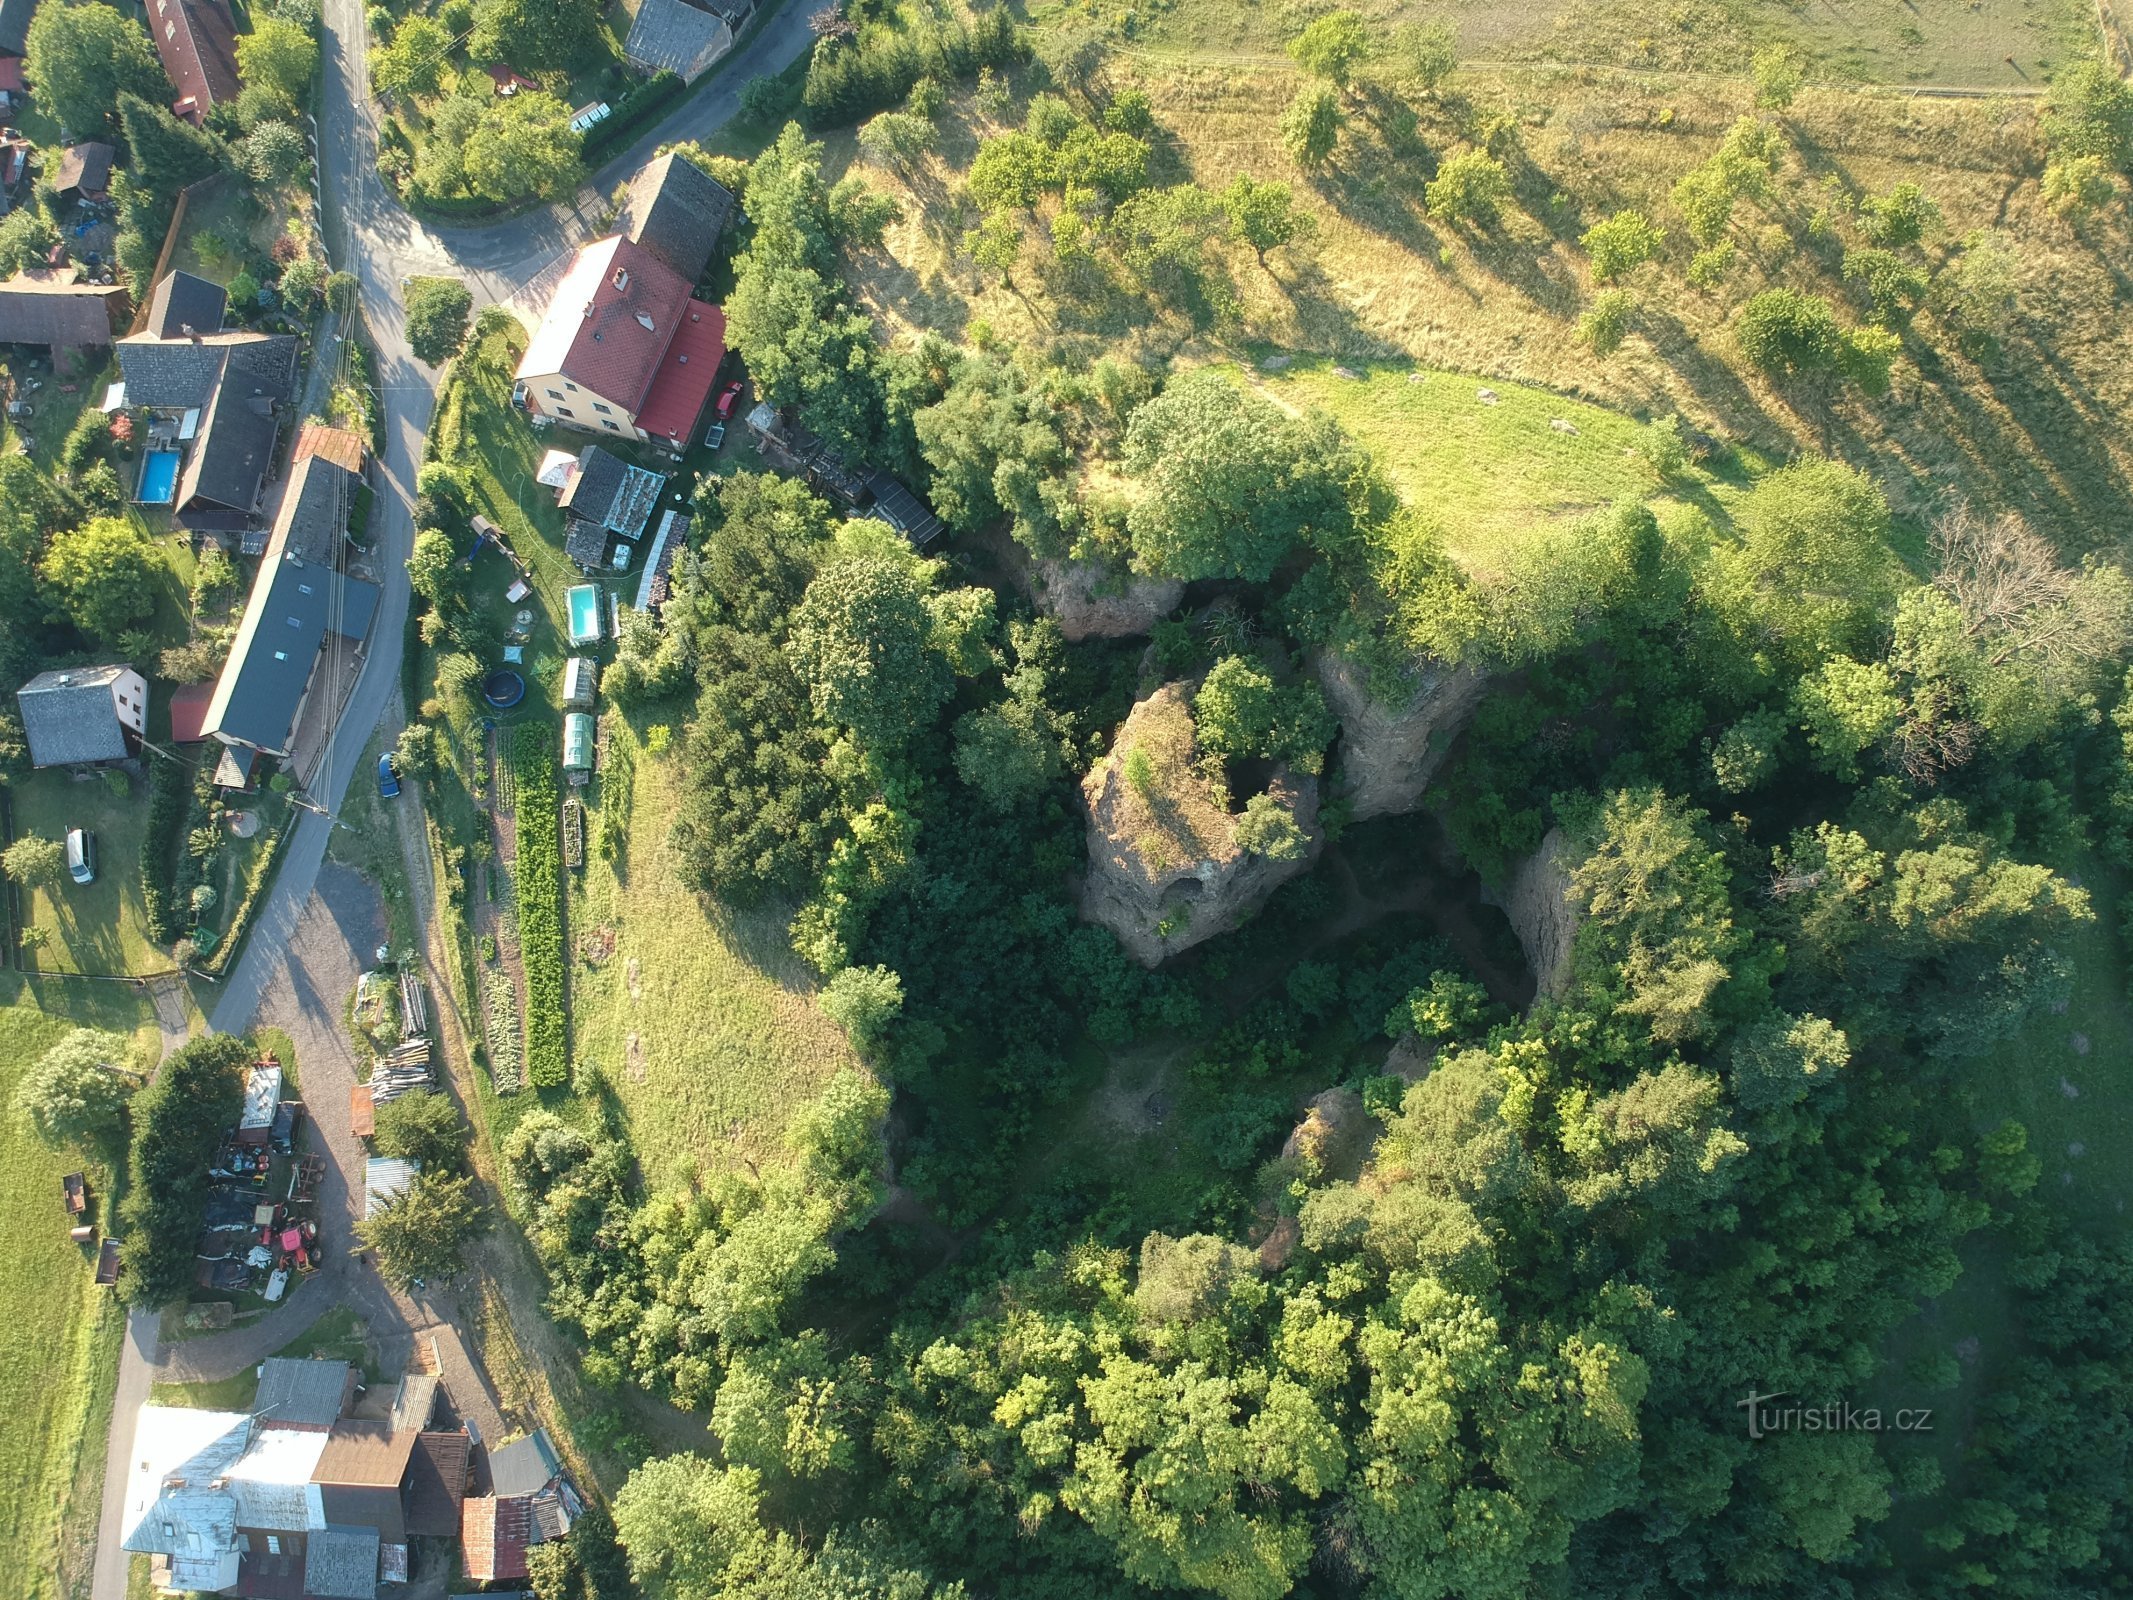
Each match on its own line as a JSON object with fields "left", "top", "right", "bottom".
{"left": 562, "top": 657, "right": 596, "bottom": 711}
{"left": 562, "top": 713, "right": 595, "bottom": 773}
{"left": 95, "top": 1237, "right": 122, "bottom": 1286}
{"left": 235, "top": 1060, "right": 282, "bottom": 1146}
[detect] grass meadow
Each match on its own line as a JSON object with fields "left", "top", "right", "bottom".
{"left": 839, "top": 59, "right": 2133, "bottom": 558}
{"left": 1033, "top": 0, "right": 2095, "bottom": 84}
{"left": 0, "top": 980, "right": 159, "bottom": 1600}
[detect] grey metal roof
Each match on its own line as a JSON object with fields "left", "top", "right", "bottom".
{"left": 619, "top": 152, "right": 735, "bottom": 283}
{"left": 488, "top": 1430, "right": 562, "bottom": 1499}
{"left": 115, "top": 330, "right": 296, "bottom": 412}
{"left": 388, "top": 1372, "right": 438, "bottom": 1433}
{"left": 203, "top": 547, "right": 379, "bottom": 754}
{"left": 271, "top": 451, "right": 360, "bottom": 566}
{"left": 253, "top": 1357, "right": 350, "bottom": 1428}
{"left": 303, "top": 1525, "right": 379, "bottom": 1600}
{"left": 17, "top": 665, "right": 136, "bottom": 766}
{"left": 176, "top": 370, "right": 278, "bottom": 515}
{"left": 0, "top": 0, "right": 37, "bottom": 57}
{"left": 621, "top": 0, "right": 733, "bottom": 85}
{"left": 144, "top": 271, "right": 227, "bottom": 340}
{"left": 559, "top": 446, "right": 661, "bottom": 539}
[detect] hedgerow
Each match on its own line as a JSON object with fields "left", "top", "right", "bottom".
{"left": 507, "top": 723, "right": 567, "bottom": 1088}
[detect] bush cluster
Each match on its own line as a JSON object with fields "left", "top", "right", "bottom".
{"left": 800, "top": 10, "right": 1020, "bottom": 131}
{"left": 118, "top": 1034, "right": 249, "bottom": 1305}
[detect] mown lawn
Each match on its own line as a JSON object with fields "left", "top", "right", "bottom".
{"left": 12, "top": 765, "right": 164, "bottom": 978}
{"left": 1240, "top": 356, "right": 1760, "bottom": 572}
{"left": 569, "top": 719, "right": 861, "bottom": 1190}
{"left": 0, "top": 979, "right": 159, "bottom": 1600}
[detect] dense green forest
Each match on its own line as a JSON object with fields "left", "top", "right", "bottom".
{"left": 512, "top": 100, "right": 2133, "bottom": 1600}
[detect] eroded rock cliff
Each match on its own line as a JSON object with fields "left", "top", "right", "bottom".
{"left": 1314, "top": 652, "right": 1490, "bottom": 821}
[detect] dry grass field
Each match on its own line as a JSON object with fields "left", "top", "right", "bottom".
{"left": 1027, "top": 0, "right": 2095, "bottom": 85}
{"left": 834, "top": 60, "right": 2133, "bottom": 556}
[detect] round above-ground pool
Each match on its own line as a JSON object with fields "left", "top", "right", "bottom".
{"left": 482, "top": 669, "right": 526, "bottom": 709}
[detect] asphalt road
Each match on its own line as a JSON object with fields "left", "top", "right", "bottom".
{"left": 91, "top": 6, "right": 809, "bottom": 1592}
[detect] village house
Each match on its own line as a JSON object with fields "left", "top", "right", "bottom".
{"left": 200, "top": 424, "right": 378, "bottom": 786}
{"left": 461, "top": 1428, "right": 578, "bottom": 1584}
{"left": 555, "top": 442, "right": 664, "bottom": 570}
{"left": 148, "top": 0, "right": 240, "bottom": 124}
{"left": 513, "top": 154, "right": 733, "bottom": 449}
{"left": 15, "top": 664, "right": 148, "bottom": 768}
{"left": 622, "top": 0, "right": 753, "bottom": 84}
{"left": 116, "top": 271, "right": 299, "bottom": 535}
{"left": 120, "top": 1360, "right": 465, "bottom": 1598}
{"left": 51, "top": 141, "right": 113, "bottom": 202}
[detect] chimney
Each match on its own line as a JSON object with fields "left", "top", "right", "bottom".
{"left": 612, "top": 267, "right": 629, "bottom": 292}
{"left": 183, "top": 323, "right": 199, "bottom": 343}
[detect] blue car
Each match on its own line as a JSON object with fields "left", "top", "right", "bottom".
{"left": 377, "top": 753, "right": 401, "bottom": 798}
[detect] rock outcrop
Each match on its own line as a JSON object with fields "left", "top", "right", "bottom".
{"left": 1033, "top": 554, "right": 1183, "bottom": 640}
{"left": 1080, "top": 682, "right": 1320, "bottom": 966}
{"left": 1280, "top": 1087, "right": 1375, "bottom": 1182}
{"left": 1499, "top": 826, "right": 1580, "bottom": 1001}
{"left": 1314, "top": 652, "right": 1491, "bottom": 820}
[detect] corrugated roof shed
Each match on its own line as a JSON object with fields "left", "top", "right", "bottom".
{"left": 634, "top": 509, "right": 688, "bottom": 612}
{"left": 403, "top": 1431, "right": 471, "bottom": 1537}
{"left": 559, "top": 446, "right": 662, "bottom": 538}
{"left": 52, "top": 142, "right": 113, "bottom": 196}
{"left": 16, "top": 665, "right": 138, "bottom": 766}
{"left": 461, "top": 1496, "right": 532, "bottom": 1583}
{"left": 253, "top": 1356, "right": 351, "bottom": 1429}
{"left": 303, "top": 1525, "right": 379, "bottom": 1600}
{"left": 488, "top": 1430, "right": 563, "bottom": 1499}
{"left": 363, "top": 1157, "right": 416, "bottom": 1218}
{"left": 563, "top": 518, "right": 610, "bottom": 570}
{"left": 389, "top": 1373, "right": 439, "bottom": 1433}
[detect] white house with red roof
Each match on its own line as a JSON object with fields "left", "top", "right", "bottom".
{"left": 513, "top": 237, "right": 726, "bottom": 448}
{"left": 513, "top": 154, "right": 733, "bottom": 450}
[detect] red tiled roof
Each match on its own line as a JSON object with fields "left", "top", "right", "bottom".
{"left": 461, "top": 1496, "right": 530, "bottom": 1583}
{"left": 635, "top": 299, "right": 725, "bottom": 445}
{"left": 150, "top": 0, "right": 240, "bottom": 123}
{"left": 514, "top": 236, "right": 691, "bottom": 415}
{"left": 168, "top": 681, "right": 215, "bottom": 743}
{"left": 0, "top": 58, "right": 26, "bottom": 94}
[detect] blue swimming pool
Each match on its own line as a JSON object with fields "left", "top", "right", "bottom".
{"left": 566, "top": 584, "right": 601, "bottom": 646}
{"left": 137, "top": 450, "right": 180, "bottom": 504}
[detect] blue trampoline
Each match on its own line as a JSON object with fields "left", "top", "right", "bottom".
{"left": 482, "top": 670, "right": 526, "bottom": 708}
{"left": 136, "top": 450, "right": 180, "bottom": 504}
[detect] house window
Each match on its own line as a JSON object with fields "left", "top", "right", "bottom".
{"left": 603, "top": 420, "right": 618, "bottom": 430}
{"left": 547, "top": 389, "right": 563, "bottom": 401}
{"left": 566, "top": 382, "right": 579, "bottom": 392}
{"left": 164, "top": 19, "right": 175, "bottom": 36}
{"left": 557, "top": 407, "right": 574, "bottom": 418}
{"left": 266, "top": 1536, "right": 281, "bottom": 1556}
{"left": 593, "top": 402, "right": 611, "bottom": 414}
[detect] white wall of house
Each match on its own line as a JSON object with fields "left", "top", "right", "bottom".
{"left": 519, "top": 370, "right": 647, "bottom": 441}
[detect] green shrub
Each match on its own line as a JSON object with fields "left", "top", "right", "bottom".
{"left": 507, "top": 723, "right": 568, "bottom": 1088}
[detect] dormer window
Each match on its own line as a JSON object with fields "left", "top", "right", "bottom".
{"left": 613, "top": 267, "right": 629, "bottom": 291}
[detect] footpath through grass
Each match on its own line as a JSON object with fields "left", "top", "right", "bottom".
{"left": 0, "top": 979, "right": 158, "bottom": 1600}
